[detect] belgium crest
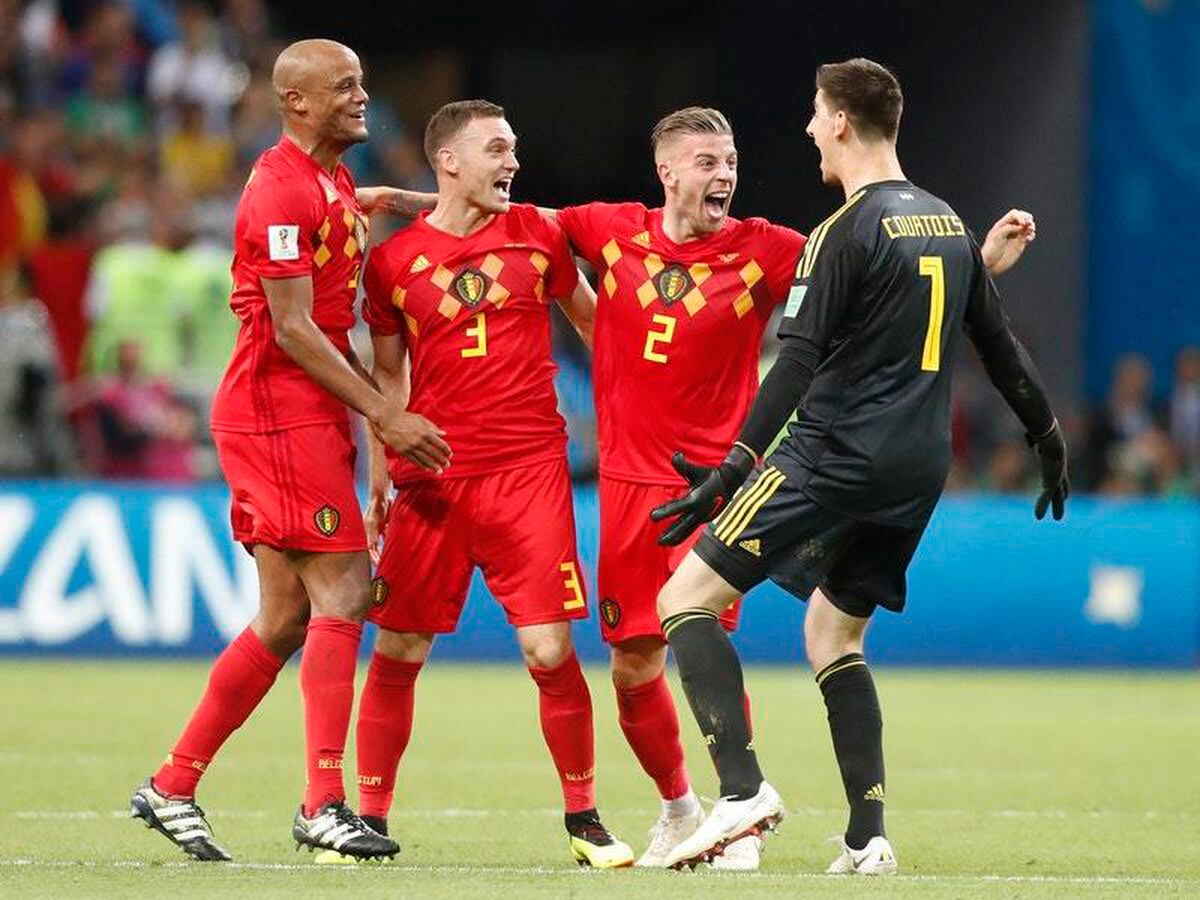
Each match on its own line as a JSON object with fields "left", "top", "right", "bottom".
{"left": 599, "top": 597, "right": 621, "bottom": 628}
{"left": 313, "top": 504, "right": 340, "bottom": 537}
{"left": 655, "top": 264, "right": 693, "bottom": 306}
{"left": 454, "top": 267, "right": 488, "bottom": 307}
{"left": 370, "top": 576, "right": 389, "bottom": 607}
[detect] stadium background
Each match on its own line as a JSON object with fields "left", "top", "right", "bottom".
{"left": 1, "top": 0, "right": 1195, "bottom": 665}
{"left": 1, "top": 2, "right": 1198, "bottom": 896}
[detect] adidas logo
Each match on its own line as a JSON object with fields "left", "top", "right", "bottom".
{"left": 718, "top": 252, "right": 739, "bottom": 263}
{"left": 410, "top": 254, "right": 431, "bottom": 273}
{"left": 864, "top": 783, "right": 885, "bottom": 803}
{"left": 632, "top": 231, "right": 650, "bottom": 247}
{"left": 738, "top": 538, "right": 761, "bottom": 557}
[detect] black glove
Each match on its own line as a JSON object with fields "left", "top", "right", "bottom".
{"left": 650, "top": 445, "right": 756, "bottom": 546}
{"left": 1028, "top": 421, "right": 1069, "bottom": 521}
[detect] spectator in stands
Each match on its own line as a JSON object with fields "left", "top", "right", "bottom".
{"left": 85, "top": 192, "right": 190, "bottom": 377}
{"left": 1081, "top": 353, "right": 1159, "bottom": 490}
{"left": 0, "top": 259, "right": 75, "bottom": 475}
{"left": 161, "top": 98, "right": 235, "bottom": 198}
{"left": 147, "top": 1, "right": 245, "bottom": 133}
{"left": 89, "top": 339, "right": 197, "bottom": 480}
{"left": 1168, "top": 345, "right": 1200, "bottom": 486}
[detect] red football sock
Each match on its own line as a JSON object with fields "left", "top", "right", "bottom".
{"left": 154, "top": 627, "right": 284, "bottom": 798}
{"left": 356, "top": 652, "right": 423, "bottom": 819}
{"left": 300, "top": 617, "right": 363, "bottom": 815}
{"left": 615, "top": 672, "right": 690, "bottom": 800}
{"left": 528, "top": 652, "right": 596, "bottom": 813}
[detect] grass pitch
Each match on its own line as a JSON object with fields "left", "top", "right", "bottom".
{"left": 0, "top": 660, "right": 1197, "bottom": 899}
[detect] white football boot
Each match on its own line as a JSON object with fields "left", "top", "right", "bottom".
{"left": 710, "top": 834, "right": 762, "bottom": 871}
{"left": 635, "top": 803, "right": 705, "bottom": 867}
{"left": 662, "top": 781, "right": 783, "bottom": 870}
{"left": 826, "top": 835, "right": 897, "bottom": 875}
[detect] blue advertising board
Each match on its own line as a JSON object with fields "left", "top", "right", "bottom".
{"left": 0, "top": 482, "right": 1196, "bottom": 667}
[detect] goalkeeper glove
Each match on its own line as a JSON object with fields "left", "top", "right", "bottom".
{"left": 1028, "top": 420, "right": 1069, "bottom": 521}
{"left": 650, "top": 444, "right": 756, "bottom": 546}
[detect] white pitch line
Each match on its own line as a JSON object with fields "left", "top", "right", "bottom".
{"left": 6, "top": 807, "right": 1187, "bottom": 823}
{"left": 0, "top": 859, "right": 1194, "bottom": 886}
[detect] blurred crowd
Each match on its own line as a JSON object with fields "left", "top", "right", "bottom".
{"left": 1, "top": 1, "right": 1197, "bottom": 497}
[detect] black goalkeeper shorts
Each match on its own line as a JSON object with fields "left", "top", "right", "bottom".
{"left": 693, "top": 463, "right": 927, "bottom": 618}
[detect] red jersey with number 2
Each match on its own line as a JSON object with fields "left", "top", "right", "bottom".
{"left": 211, "top": 136, "right": 367, "bottom": 433}
{"left": 362, "top": 204, "right": 578, "bottom": 485}
{"left": 558, "top": 202, "right": 805, "bottom": 484}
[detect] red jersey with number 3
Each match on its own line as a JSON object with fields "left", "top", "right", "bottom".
{"left": 362, "top": 205, "right": 577, "bottom": 484}
{"left": 211, "top": 136, "right": 367, "bottom": 433}
{"left": 557, "top": 202, "right": 805, "bottom": 484}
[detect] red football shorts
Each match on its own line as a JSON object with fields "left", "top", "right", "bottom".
{"left": 369, "top": 459, "right": 589, "bottom": 633}
{"left": 597, "top": 476, "right": 741, "bottom": 644}
{"left": 214, "top": 422, "right": 367, "bottom": 554}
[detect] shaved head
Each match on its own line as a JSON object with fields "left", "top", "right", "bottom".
{"left": 272, "top": 39, "right": 358, "bottom": 101}
{"left": 270, "top": 39, "right": 369, "bottom": 155}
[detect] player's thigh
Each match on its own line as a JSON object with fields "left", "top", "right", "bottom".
{"left": 369, "top": 479, "right": 475, "bottom": 634}
{"left": 290, "top": 548, "right": 371, "bottom": 620}
{"left": 249, "top": 543, "right": 310, "bottom": 656}
{"left": 471, "top": 461, "right": 588, "bottom": 628}
{"left": 214, "top": 424, "right": 367, "bottom": 554}
{"left": 690, "top": 463, "right": 842, "bottom": 603}
{"left": 657, "top": 549, "right": 742, "bottom": 620}
{"left": 822, "top": 520, "right": 926, "bottom": 619}
{"left": 597, "top": 478, "right": 677, "bottom": 645}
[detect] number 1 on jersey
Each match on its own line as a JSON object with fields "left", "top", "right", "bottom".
{"left": 462, "top": 312, "right": 487, "bottom": 358}
{"left": 643, "top": 313, "right": 676, "bottom": 364}
{"left": 919, "top": 256, "right": 945, "bottom": 372}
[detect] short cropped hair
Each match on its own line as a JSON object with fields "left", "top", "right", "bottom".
{"left": 815, "top": 58, "right": 903, "bottom": 142}
{"left": 650, "top": 106, "right": 732, "bottom": 156}
{"left": 424, "top": 99, "right": 505, "bottom": 167}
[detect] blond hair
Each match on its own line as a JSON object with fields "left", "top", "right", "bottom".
{"left": 650, "top": 106, "right": 732, "bottom": 156}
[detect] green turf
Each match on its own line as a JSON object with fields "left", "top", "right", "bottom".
{"left": 1, "top": 660, "right": 1197, "bottom": 898}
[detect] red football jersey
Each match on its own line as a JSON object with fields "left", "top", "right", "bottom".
{"left": 362, "top": 204, "right": 577, "bottom": 484}
{"left": 558, "top": 202, "right": 805, "bottom": 484}
{"left": 211, "top": 136, "right": 368, "bottom": 433}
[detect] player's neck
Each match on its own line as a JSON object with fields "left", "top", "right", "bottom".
{"left": 283, "top": 128, "right": 345, "bottom": 175}
{"left": 425, "top": 195, "right": 495, "bottom": 237}
{"left": 838, "top": 146, "right": 905, "bottom": 199}
{"left": 661, "top": 205, "right": 711, "bottom": 245}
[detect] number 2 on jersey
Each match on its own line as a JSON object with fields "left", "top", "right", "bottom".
{"left": 919, "top": 256, "right": 945, "bottom": 371}
{"left": 643, "top": 313, "right": 676, "bottom": 364}
{"left": 462, "top": 312, "right": 487, "bottom": 358}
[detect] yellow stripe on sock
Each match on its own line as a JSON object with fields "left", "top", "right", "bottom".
{"left": 815, "top": 657, "right": 867, "bottom": 686}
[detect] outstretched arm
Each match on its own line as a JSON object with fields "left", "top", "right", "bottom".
{"left": 356, "top": 186, "right": 438, "bottom": 219}
{"left": 554, "top": 272, "right": 596, "bottom": 349}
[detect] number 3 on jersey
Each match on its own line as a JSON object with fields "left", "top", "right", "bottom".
{"left": 919, "top": 256, "right": 945, "bottom": 371}
{"left": 643, "top": 313, "right": 676, "bottom": 364}
{"left": 462, "top": 312, "right": 487, "bottom": 358}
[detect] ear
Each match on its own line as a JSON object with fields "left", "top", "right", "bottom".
{"left": 437, "top": 146, "right": 457, "bottom": 176}
{"left": 285, "top": 88, "right": 306, "bottom": 115}
{"left": 657, "top": 159, "right": 676, "bottom": 190}
{"left": 832, "top": 110, "right": 850, "bottom": 141}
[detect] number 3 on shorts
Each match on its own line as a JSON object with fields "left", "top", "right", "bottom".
{"left": 560, "top": 561, "right": 585, "bottom": 610}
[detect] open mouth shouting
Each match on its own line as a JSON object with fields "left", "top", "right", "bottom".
{"left": 493, "top": 175, "right": 513, "bottom": 202}
{"left": 703, "top": 189, "right": 731, "bottom": 219}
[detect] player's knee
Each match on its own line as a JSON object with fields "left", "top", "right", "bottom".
{"left": 610, "top": 637, "right": 667, "bottom": 690}
{"left": 375, "top": 629, "right": 433, "bottom": 664}
{"left": 803, "top": 616, "right": 863, "bottom": 673}
{"left": 252, "top": 610, "right": 309, "bottom": 658}
{"left": 519, "top": 631, "right": 573, "bottom": 670}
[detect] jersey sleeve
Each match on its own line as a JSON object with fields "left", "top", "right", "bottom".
{"left": 962, "top": 236, "right": 1009, "bottom": 342}
{"left": 542, "top": 215, "right": 580, "bottom": 299}
{"left": 557, "top": 202, "right": 633, "bottom": 265}
{"left": 361, "top": 247, "right": 403, "bottom": 336}
{"left": 777, "top": 213, "right": 866, "bottom": 349}
{"left": 756, "top": 221, "right": 808, "bottom": 301}
{"left": 241, "top": 172, "right": 322, "bottom": 279}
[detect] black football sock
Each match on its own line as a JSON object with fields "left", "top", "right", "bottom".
{"left": 817, "top": 653, "right": 885, "bottom": 849}
{"left": 663, "top": 610, "right": 762, "bottom": 800}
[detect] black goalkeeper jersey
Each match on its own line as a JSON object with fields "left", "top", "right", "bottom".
{"left": 772, "top": 179, "right": 1010, "bottom": 526}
